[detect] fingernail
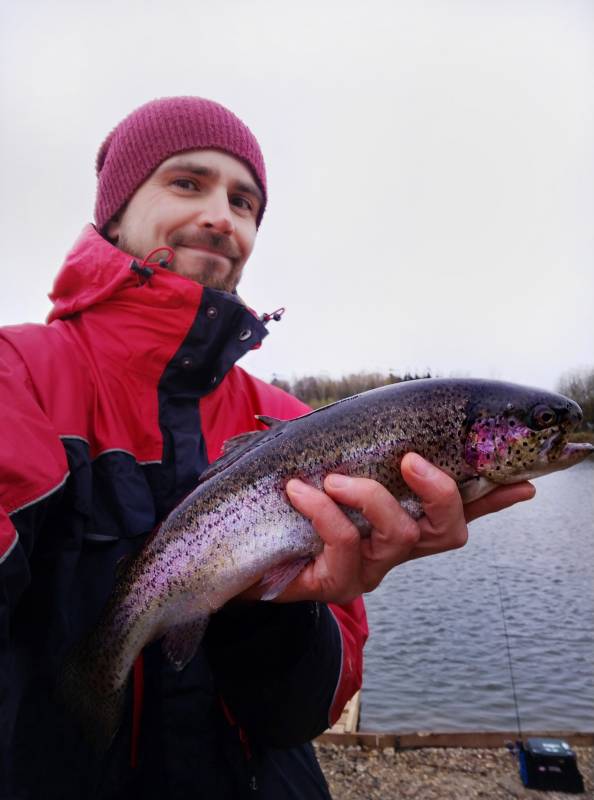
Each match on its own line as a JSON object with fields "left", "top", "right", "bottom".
{"left": 286, "top": 478, "right": 306, "bottom": 495}
{"left": 407, "top": 454, "right": 432, "bottom": 477}
{"left": 326, "top": 474, "right": 352, "bottom": 489}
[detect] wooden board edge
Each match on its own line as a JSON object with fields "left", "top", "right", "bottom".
{"left": 316, "top": 730, "right": 594, "bottom": 749}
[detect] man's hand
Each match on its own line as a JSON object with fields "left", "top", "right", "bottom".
{"left": 269, "top": 453, "right": 535, "bottom": 605}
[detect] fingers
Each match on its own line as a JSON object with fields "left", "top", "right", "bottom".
{"left": 284, "top": 475, "right": 420, "bottom": 601}
{"left": 323, "top": 474, "right": 419, "bottom": 551}
{"left": 464, "top": 481, "right": 535, "bottom": 523}
{"left": 285, "top": 477, "right": 362, "bottom": 585}
{"left": 323, "top": 475, "right": 420, "bottom": 590}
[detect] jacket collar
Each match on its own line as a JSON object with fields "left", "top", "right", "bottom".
{"left": 47, "top": 225, "right": 268, "bottom": 386}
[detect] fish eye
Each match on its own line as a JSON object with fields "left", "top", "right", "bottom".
{"left": 529, "top": 404, "right": 558, "bottom": 429}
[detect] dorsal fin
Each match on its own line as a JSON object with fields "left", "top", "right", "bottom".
{"left": 222, "top": 429, "right": 264, "bottom": 454}
{"left": 254, "top": 414, "right": 284, "bottom": 428}
{"left": 198, "top": 421, "right": 289, "bottom": 484}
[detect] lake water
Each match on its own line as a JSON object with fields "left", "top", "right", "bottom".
{"left": 360, "top": 458, "right": 594, "bottom": 733}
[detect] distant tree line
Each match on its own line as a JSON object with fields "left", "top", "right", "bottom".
{"left": 271, "top": 370, "right": 432, "bottom": 408}
{"left": 557, "top": 367, "right": 594, "bottom": 431}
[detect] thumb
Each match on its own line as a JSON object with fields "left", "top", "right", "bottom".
{"left": 400, "top": 453, "right": 454, "bottom": 498}
{"left": 400, "top": 452, "right": 463, "bottom": 530}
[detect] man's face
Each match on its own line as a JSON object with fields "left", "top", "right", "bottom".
{"left": 106, "top": 149, "right": 263, "bottom": 292}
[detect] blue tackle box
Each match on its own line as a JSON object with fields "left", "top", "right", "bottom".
{"left": 517, "top": 737, "right": 585, "bottom": 793}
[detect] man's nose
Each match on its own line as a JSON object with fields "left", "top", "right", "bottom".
{"left": 197, "top": 191, "right": 234, "bottom": 235}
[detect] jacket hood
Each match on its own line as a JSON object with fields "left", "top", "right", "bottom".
{"left": 47, "top": 225, "right": 206, "bottom": 323}
{"left": 45, "top": 225, "right": 270, "bottom": 388}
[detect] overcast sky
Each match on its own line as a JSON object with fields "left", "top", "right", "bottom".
{"left": 1, "top": 0, "right": 592, "bottom": 391}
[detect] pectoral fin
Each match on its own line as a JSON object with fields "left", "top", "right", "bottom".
{"left": 459, "top": 476, "right": 498, "bottom": 504}
{"left": 257, "top": 557, "right": 312, "bottom": 601}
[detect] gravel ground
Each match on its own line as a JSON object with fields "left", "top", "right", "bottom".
{"left": 315, "top": 743, "right": 593, "bottom": 799}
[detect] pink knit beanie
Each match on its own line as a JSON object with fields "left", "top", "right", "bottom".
{"left": 94, "top": 97, "right": 267, "bottom": 230}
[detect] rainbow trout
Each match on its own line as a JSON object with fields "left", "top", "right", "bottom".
{"left": 62, "top": 378, "right": 593, "bottom": 744}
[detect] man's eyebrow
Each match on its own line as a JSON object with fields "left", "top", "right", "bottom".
{"left": 161, "top": 159, "right": 217, "bottom": 178}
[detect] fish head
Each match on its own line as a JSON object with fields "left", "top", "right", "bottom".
{"left": 463, "top": 383, "right": 594, "bottom": 484}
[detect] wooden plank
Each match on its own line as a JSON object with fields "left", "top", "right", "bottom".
{"left": 325, "top": 691, "right": 360, "bottom": 736}
{"left": 317, "top": 730, "right": 594, "bottom": 749}
{"left": 343, "top": 691, "right": 361, "bottom": 734}
{"left": 320, "top": 693, "right": 594, "bottom": 748}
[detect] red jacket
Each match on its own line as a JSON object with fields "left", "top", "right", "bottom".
{"left": 0, "top": 226, "right": 367, "bottom": 799}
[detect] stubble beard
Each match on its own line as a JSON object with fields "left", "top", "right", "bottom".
{"left": 116, "top": 232, "right": 243, "bottom": 293}
{"left": 179, "top": 256, "right": 242, "bottom": 293}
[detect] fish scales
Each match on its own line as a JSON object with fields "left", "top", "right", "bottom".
{"left": 59, "top": 378, "right": 593, "bottom": 746}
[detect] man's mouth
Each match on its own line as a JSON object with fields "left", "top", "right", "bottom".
{"left": 170, "top": 232, "right": 239, "bottom": 262}
{"left": 179, "top": 244, "right": 233, "bottom": 263}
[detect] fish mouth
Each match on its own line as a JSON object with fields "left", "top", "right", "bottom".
{"left": 512, "top": 438, "right": 594, "bottom": 482}
{"left": 555, "top": 440, "right": 594, "bottom": 467}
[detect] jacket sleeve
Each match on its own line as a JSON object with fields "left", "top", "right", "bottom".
{"left": 0, "top": 335, "right": 69, "bottom": 638}
{"left": 203, "top": 597, "right": 368, "bottom": 747}
{"left": 0, "top": 336, "right": 71, "bottom": 784}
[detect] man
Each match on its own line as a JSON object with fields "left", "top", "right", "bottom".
{"left": 0, "top": 97, "right": 534, "bottom": 799}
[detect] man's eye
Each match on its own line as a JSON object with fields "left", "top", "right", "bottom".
{"left": 172, "top": 178, "right": 198, "bottom": 191}
{"left": 231, "top": 195, "right": 253, "bottom": 212}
